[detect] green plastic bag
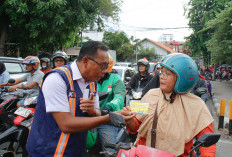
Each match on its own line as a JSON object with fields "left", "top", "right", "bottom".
{"left": 86, "top": 128, "right": 97, "bottom": 149}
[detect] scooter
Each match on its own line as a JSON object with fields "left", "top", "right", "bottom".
{"left": 86, "top": 91, "right": 135, "bottom": 157}
{"left": 102, "top": 112, "right": 221, "bottom": 157}
{"left": 0, "top": 86, "right": 37, "bottom": 132}
{"left": 0, "top": 107, "right": 35, "bottom": 157}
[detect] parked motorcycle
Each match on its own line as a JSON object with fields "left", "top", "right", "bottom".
{"left": 102, "top": 112, "right": 221, "bottom": 157}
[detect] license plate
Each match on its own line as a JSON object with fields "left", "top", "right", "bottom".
{"left": 14, "top": 107, "right": 32, "bottom": 118}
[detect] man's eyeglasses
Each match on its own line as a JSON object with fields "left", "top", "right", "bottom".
{"left": 87, "top": 57, "right": 109, "bottom": 70}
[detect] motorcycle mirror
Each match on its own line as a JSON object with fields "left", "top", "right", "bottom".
{"left": 194, "top": 133, "right": 221, "bottom": 147}
{"left": 196, "top": 87, "right": 208, "bottom": 95}
{"left": 8, "top": 79, "right": 15, "bottom": 84}
{"left": 109, "top": 112, "right": 126, "bottom": 128}
{"left": 190, "top": 133, "right": 220, "bottom": 156}
{"left": 98, "top": 91, "right": 109, "bottom": 101}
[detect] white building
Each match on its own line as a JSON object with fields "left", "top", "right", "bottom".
{"left": 158, "top": 34, "right": 174, "bottom": 43}
{"left": 141, "top": 38, "right": 176, "bottom": 60}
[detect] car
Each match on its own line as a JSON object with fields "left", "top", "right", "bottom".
{"left": 0, "top": 57, "right": 28, "bottom": 80}
{"left": 111, "top": 66, "right": 136, "bottom": 85}
{"left": 115, "top": 62, "right": 132, "bottom": 67}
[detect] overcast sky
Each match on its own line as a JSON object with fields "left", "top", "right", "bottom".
{"left": 111, "top": 0, "right": 192, "bottom": 41}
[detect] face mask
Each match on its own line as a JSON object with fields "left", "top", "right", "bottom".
{"left": 42, "top": 65, "right": 47, "bottom": 69}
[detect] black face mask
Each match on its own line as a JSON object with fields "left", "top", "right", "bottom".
{"left": 0, "top": 62, "right": 6, "bottom": 75}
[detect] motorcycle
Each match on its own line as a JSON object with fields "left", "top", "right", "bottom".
{"left": 102, "top": 112, "right": 221, "bottom": 157}
{"left": 221, "top": 70, "right": 231, "bottom": 81}
{"left": 87, "top": 91, "right": 135, "bottom": 157}
{"left": 0, "top": 86, "right": 37, "bottom": 132}
{"left": 0, "top": 107, "right": 35, "bottom": 156}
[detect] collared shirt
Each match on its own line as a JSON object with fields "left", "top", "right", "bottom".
{"left": 21, "top": 69, "right": 44, "bottom": 96}
{"left": 42, "top": 61, "right": 99, "bottom": 112}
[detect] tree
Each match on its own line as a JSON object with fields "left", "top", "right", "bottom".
{"left": 102, "top": 31, "right": 133, "bottom": 61}
{"left": 137, "top": 46, "right": 159, "bottom": 61}
{"left": 204, "top": 1, "right": 232, "bottom": 65}
{"left": 184, "top": 0, "right": 230, "bottom": 65}
{"left": 0, "top": 0, "right": 121, "bottom": 57}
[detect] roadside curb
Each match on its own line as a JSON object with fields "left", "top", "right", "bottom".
{"left": 212, "top": 95, "right": 229, "bottom": 128}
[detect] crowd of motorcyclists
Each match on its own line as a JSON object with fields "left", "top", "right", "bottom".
{"left": 0, "top": 41, "right": 224, "bottom": 157}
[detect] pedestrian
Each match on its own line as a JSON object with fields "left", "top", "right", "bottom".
{"left": 26, "top": 41, "right": 134, "bottom": 157}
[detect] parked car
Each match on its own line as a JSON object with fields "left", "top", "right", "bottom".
{"left": 0, "top": 57, "right": 28, "bottom": 80}
{"left": 111, "top": 66, "right": 136, "bottom": 85}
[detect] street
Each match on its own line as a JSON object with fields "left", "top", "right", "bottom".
{"left": 207, "top": 80, "right": 232, "bottom": 156}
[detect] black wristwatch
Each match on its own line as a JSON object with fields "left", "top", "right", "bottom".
{"left": 101, "top": 107, "right": 110, "bottom": 116}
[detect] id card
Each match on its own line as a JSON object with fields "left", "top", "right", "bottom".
{"left": 129, "top": 100, "right": 149, "bottom": 115}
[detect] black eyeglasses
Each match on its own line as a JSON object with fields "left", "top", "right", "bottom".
{"left": 87, "top": 57, "right": 109, "bottom": 70}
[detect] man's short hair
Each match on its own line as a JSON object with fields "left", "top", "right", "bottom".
{"left": 77, "top": 41, "right": 109, "bottom": 61}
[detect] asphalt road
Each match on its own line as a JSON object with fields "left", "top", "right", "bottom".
{"left": 207, "top": 80, "right": 232, "bottom": 156}
{"left": 211, "top": 80, "right": 232, "bottom": 117}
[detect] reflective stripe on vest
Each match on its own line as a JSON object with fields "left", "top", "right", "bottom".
{"left": 54, "top": 67, "right": 75, "bottom": 157}
{"left": 53, "top": 67, "right": 96, "bottom": 157}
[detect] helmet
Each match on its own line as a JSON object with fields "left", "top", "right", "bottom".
{"left": 40, "top": 57, "right": 50, "bottom": 68}
{"left": 137, "top": 59, "right": 150, "bottom": 71}
{"left": 160, "top": 53, "right": 198, "bottom": 94}
{"left": 51, "top": 50, "right": 68, "bottom": 65}
{"left": 156, "top": 63, "right": 161, "bottom": 69}
{"left": 23, "top": 56, "right": 40, "bottom": 70}
{"left": 106, "top": 54, "right": 113, "bottom": 73}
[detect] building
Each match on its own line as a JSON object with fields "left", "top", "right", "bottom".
{"left": 141, "top": 38, "right": 177, "bottom": 60}
{"left": 158, "top": 34, "right": 174, "bottom": 43}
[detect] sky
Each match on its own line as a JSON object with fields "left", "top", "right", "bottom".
{"left": 111, "top": 0, "right": 192, "bottom": 41}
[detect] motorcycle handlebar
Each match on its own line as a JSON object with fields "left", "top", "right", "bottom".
{"left": 105, "top": 142, "right": 117, "bottom": 149}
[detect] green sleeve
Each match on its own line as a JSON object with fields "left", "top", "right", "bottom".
{"left": 105, "top": 79, "right": 126, "bottom": 111}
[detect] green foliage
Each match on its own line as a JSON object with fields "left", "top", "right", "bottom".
{"left": 205, "top": 1, "right": 232, "bottom": 65}
{"left": 103, "top": 31, "right": 133, "bottom": 61}
{"left": 137, "top": 46, "right": 158, "bottom": 61}
{"left": 185, "top": 0, "right": 230, "bottom": 65}
{"left": 0, "top": 0, "right": 121, "bottom": 57}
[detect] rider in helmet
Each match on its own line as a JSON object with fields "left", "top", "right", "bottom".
{"left": 94, "top": 54, "right": 126, "bottom": 154}
{"left": 126, "top": 58, "right": 152, "bottom": 94}
{"left": 0, "top": 56, "right": 44, "bottom": 108}
{"left": 51, "top": 50, "right": 68, "bottom": 68}
{"left": 40, "top": 57, "right": 52, "bottom": 74}
{"left": 122, "top": 53, "right": 216, "bottom": 156}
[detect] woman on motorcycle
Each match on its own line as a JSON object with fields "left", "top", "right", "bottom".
{"left": 51, "top": 50, "right": 68, "bottom": 68}
{"left": 126, "top": 59, "right": 152, "bottom": 94}
{"left": 122, "top": 54, "right": 216, "bottom": 157}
